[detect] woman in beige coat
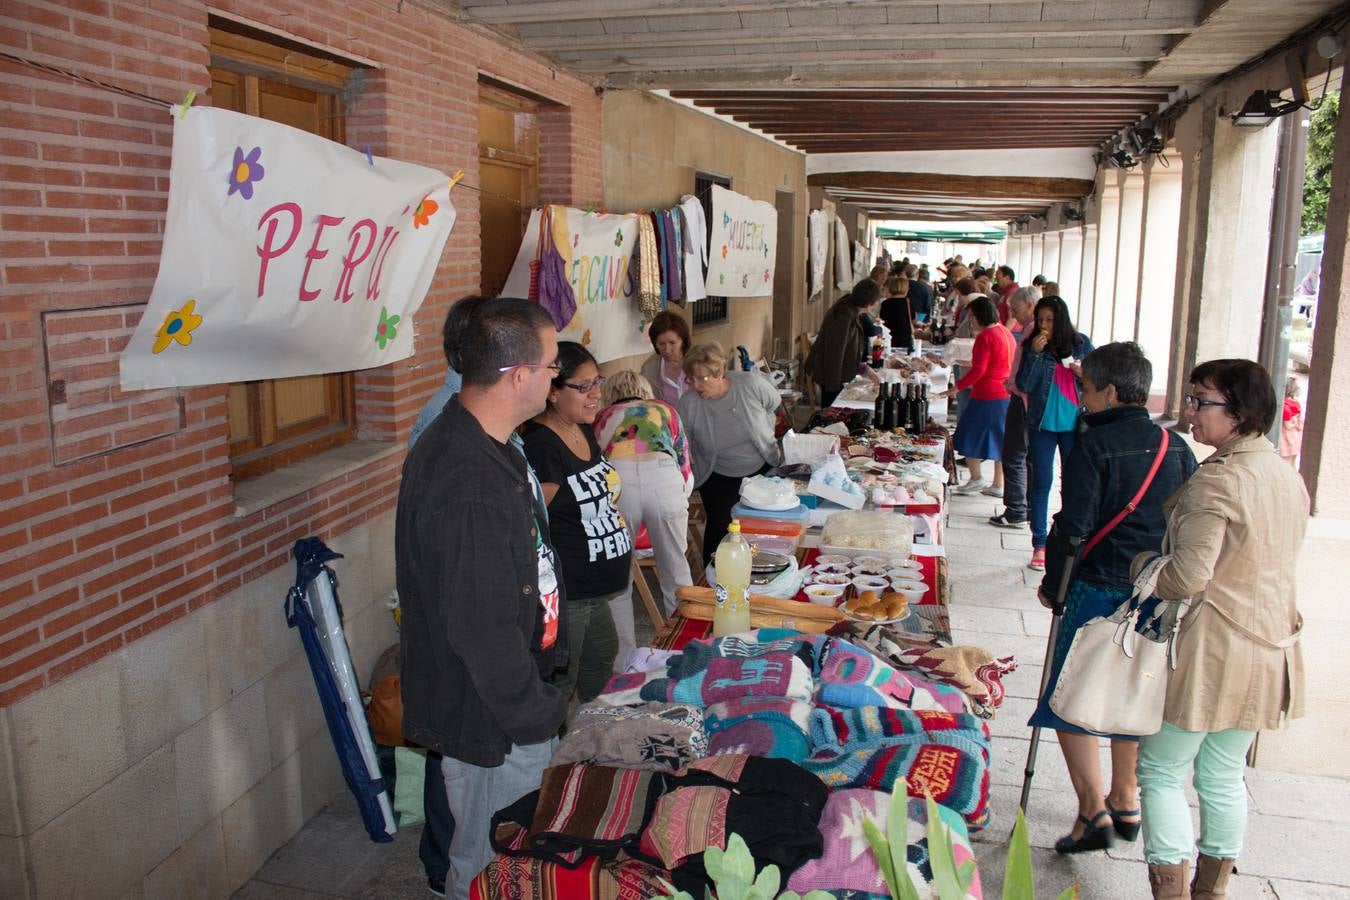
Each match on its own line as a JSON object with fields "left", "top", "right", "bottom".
{"left": 1132, "top": 359, "right": 1309, "bottom": 900}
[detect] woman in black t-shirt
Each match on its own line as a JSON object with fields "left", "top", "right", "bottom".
{"left": 523, "top": 342, "right": 633, "bottom": 705}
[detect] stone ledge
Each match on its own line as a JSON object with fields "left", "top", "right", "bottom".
{"left": 232, "top": 440, "right": 403, "bottom": 518}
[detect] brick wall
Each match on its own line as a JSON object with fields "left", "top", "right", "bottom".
{"left": 0, "top": 0, "right": 602, "bottom": 706}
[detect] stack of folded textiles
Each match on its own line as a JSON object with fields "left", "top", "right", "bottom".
{"left": 803, "top": 707, "right": 992, "bottom": 829}
{"left": 814, "top": 635, "right": 969, "bottom": 714}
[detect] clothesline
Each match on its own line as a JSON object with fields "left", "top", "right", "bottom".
{"left": 1, "top": 51, "right": 709, "bottom": 219}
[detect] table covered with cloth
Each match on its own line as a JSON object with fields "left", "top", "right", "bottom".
{"left": 471, "top": 628, "right": 991, "bottom": 900}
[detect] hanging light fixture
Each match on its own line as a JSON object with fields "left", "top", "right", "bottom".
{"left": 1231, "top": 90, "right": 1302, "bottom": 127}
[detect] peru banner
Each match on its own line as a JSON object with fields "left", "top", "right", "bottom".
{"left": 120, "top": 105, "right": 456, "bottom": 390}
{"left": 704, "top": 184, "right": 777, "bottom": 298}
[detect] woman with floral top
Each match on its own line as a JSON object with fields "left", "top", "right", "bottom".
{"left": 594, "top": 369, "right": 693, "bottom": 668}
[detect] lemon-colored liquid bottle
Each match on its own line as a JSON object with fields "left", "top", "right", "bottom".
{"left": 713, "top": 520, "right": 753, "bottom": 636}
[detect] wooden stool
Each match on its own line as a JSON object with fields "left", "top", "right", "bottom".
{"left": 631, "top": 556, "right": 666, "bottom": 630}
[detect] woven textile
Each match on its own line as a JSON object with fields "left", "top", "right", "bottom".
{"left": 803, "top": 708, "right": 992, "bottom": 827}
{"left": 551, "top": 702, "right": 707, "bottom": 771}
{"left": 639, "top": 784, "right": 729, "bottom": 870}
{"left": 815, "top": 638, "right": 967, "bottom": 714}
{"left": 469, "top": 853, "right": 671, "bottom": 900}
{"left": 523, "top": 763, "right": 661, "bottom": 862}
{"left": 786, "top": 790, "right": 983, "bottom": 899}
{"left": 703, "top": 697, "right": 812, "bottom": 762}
{"left": 635, "top": 215, "right": 662, "bottom": 321}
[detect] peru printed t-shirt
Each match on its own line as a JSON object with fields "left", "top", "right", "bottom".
{"left": 524, "top": 425, "right": 633, "bottom": 599}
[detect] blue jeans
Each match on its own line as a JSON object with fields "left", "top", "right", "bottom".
{"left": 441, "top": 737, "right": 557, "bottom": 899}
{"left": 1028, "top": 427, "right": 1076, "bottom": 548}
{"left": 419, "top": 752, "right": 453, "bottom": 884}
{"left": 1138, "top": 723, "right": 1256, "bottom": 865}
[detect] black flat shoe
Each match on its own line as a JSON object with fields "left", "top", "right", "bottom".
{"left": 1106, "top": 798, "right": 1142, "bottom": 842}
{"left": 1054, "top": 812, "right": 1113, "bottom": 854}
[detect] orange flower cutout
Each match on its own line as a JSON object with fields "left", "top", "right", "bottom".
{"left": 721, "top": 245, "right": 728, "bottom": 258}
{"left": 413, "top": 196, "right": 439, "bottom": 229}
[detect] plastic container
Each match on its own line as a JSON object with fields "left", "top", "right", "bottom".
{"left": 804, "top": 584, "right": 845, "bottom": 606}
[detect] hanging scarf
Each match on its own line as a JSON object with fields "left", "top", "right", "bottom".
{"left": 635, "top": 213, "right": 663, "bottom": 321}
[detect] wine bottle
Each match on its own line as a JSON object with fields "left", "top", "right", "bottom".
{"left": 873, "top": 382, "right": 886, "bottom": 430}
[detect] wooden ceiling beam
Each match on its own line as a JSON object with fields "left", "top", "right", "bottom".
{"left": 560, "top": 47, "right": 1160, "bottom": 70}
{"left": 673, "top": 89, "right": 1175, "bottom": 102}
{"left": 603, "top": 66, "right": 1157, "bottom": 90}
{"left": 809, "top": 171, "right": 1094, "bottom": 198}
{"left": 461, "top": 0, "right": 1102, "bottom": 26}
{"left": 522, "top": 19, "right": 1198, "bottom": 52}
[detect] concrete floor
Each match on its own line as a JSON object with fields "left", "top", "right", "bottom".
{"left": 233, "top": 468, "right": 1350, "bottom": 899}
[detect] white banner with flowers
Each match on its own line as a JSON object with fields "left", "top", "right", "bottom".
{"left": 704, "top": 184, "right": 777, "bottom": 298}
{"left": 501, "top": 207, "right": 651, "bottom": 364}
{"left": 120, "top": 106, "right": 456, "bottom": 390}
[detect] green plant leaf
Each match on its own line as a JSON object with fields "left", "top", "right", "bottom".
{"left": 723, "top": 833, "right": 758, "bottom": 886}
{"left": 1056, "top": 884, "right": 1082, "bottom": 900}
{"left": 925, "top": 793, "right": 974, "bottom": 898}
{"left": 887, "top": 781, "right": 909, "bottom": 878}
{"left": 652, "top": 876, "right": 695, "bottom": 900}
{"left": 751, "top": 863, "right": 781, "bottom": 899}
{"left": 862, "top": 818, "right": 900, "bottom": 898}
{"left": 1003, "top": 806, "right": 1034, "bottom": 900}
{"left": 801, "top": 893, "right": 836, "bottom": 900}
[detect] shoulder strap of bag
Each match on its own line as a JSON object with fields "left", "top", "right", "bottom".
{"left": 1082, "top": 427, "right": 1170, "bottom": 559}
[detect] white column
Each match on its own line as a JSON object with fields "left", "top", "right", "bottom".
{"left": 1078, "top": 223, "right": 1099, "bottom": 331}
{"left": 1029, "top": 232, "right": 1045, "bottom": 280}
{"left": 1092, "top": 184, "right": 1121, "bottom": 343}
{"left": 1058, "top": 226, "right": 1084, "bottom": 312}
{"left": 1136, "top": 154, "right": 1184, "bottom": 394}
{"left": 1041, "top": 231, "right": 1062, "bottom": 285}
{"left": 1112, "top": 170, "right": 1146, "bottom": 343}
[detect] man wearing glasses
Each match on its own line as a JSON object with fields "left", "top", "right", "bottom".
{"left": 397, "top": 297, "right": 567, "bottom": 899}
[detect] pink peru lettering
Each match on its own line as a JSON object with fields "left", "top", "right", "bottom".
{"left": 256, "top": 202, "right": 302, "bottom": 297}
{"left": 299, "top": 215, "right": 345, "bottom": 301}
{"left": 335, "top": 219, "right": 377, "bottom": 303}
{"left": 365, "top": 226, "right": 399, "bottom": 302}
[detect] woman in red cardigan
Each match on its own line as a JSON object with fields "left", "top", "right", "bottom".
{"left": 949, "top": 296, "right": 1016, "bottom": 495}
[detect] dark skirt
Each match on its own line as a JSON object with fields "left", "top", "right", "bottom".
{"left": 1028, "top": 578, "right": 1141, "bottom": 742}
{"left": 952, "top": 396, "right": 1009, "bottom": 460}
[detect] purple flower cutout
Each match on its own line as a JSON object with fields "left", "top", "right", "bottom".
{"left": 227, "top": 146, "right": 265, "bottom": 200}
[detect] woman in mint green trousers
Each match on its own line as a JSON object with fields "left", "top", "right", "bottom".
{"left": 1131, "top": 359, "right": 1308, "bottom": 900}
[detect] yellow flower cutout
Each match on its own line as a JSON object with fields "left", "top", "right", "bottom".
{"left": 152, "top": 299, "right": 203, "bottom": 353}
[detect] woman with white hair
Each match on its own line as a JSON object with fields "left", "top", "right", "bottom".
{"left": 594, "top": 369, "right": 694, "bottom": 668}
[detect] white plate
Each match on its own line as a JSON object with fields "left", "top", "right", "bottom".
{"left": 841, "top": 610, "right": 909, "bottom": 625}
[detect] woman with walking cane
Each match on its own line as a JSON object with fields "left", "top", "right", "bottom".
{"left": 1022, "top": 343, "right": 1196, "bottom": 853}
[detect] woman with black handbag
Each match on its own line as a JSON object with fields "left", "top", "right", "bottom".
{"left": 1027, "top": 342, "right": 1197, "bottom": 854}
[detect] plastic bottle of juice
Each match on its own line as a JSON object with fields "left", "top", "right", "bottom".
{"left": 713, "top": 521, "right": 753, "bottom": 636}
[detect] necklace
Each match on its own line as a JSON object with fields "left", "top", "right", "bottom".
{"left": 550, "top": 409, "right": 585, "bottom": 446}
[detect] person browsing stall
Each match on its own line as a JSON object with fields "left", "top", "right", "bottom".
{"left": 805, "top": 279, "right": 884, "bottom": 408}
{"left": 1016, "top": 295, "right": 1094, "bottom": 570}
{"left": 396, "top": 298, "right": 566, "bottom": 900}
{"left": 639, "top": 311, "right": 693, "bottom": 408}
{"left": 1027, "top": 342, "right": 1197, "bottom": 858}
{"left": 594, "top": 370, "right": 693, "bottom": 665}
{"left": 523, "top": 342, "right": 632, "bottom": 707}
{"left": 945, "top": 296, "right": 1015, "bottom": 496}
{"left": 677, "top": 342, "right": 782, "bottom": 564}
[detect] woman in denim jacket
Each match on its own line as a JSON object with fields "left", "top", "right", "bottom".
{"left": 1028, "top": 342, "right": 1197, "bottom": 856}
{"left": 1016, "top": 295, "right": 1094, "bottom": 569}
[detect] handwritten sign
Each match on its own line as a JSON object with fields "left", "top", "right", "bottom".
{"left": 120, "top": 106, "right": 456, "bottom": 390}
{"left": 705, "top": 184, "right": 777, "bottom": 298}
{"left": 501, "top": 207, "right": 650, "bottom": 363}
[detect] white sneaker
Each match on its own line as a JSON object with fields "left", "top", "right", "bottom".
{"left": 953, "top": 477, "right": 987, "bottom": 495}
{"left": 980, "top": 484, "right": 1004, "bottom": 497}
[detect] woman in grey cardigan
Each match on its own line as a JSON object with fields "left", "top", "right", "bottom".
{"left": 677, "top": 341, "right": 782, "bottom": 563}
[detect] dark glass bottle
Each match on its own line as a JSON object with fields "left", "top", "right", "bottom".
{"left": 873, "top": 382, "right": 887, "bottom": 430}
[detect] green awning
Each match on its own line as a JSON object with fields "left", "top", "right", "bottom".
{"left": 875, "top": 226, "right": 1006, "bottom": 244}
